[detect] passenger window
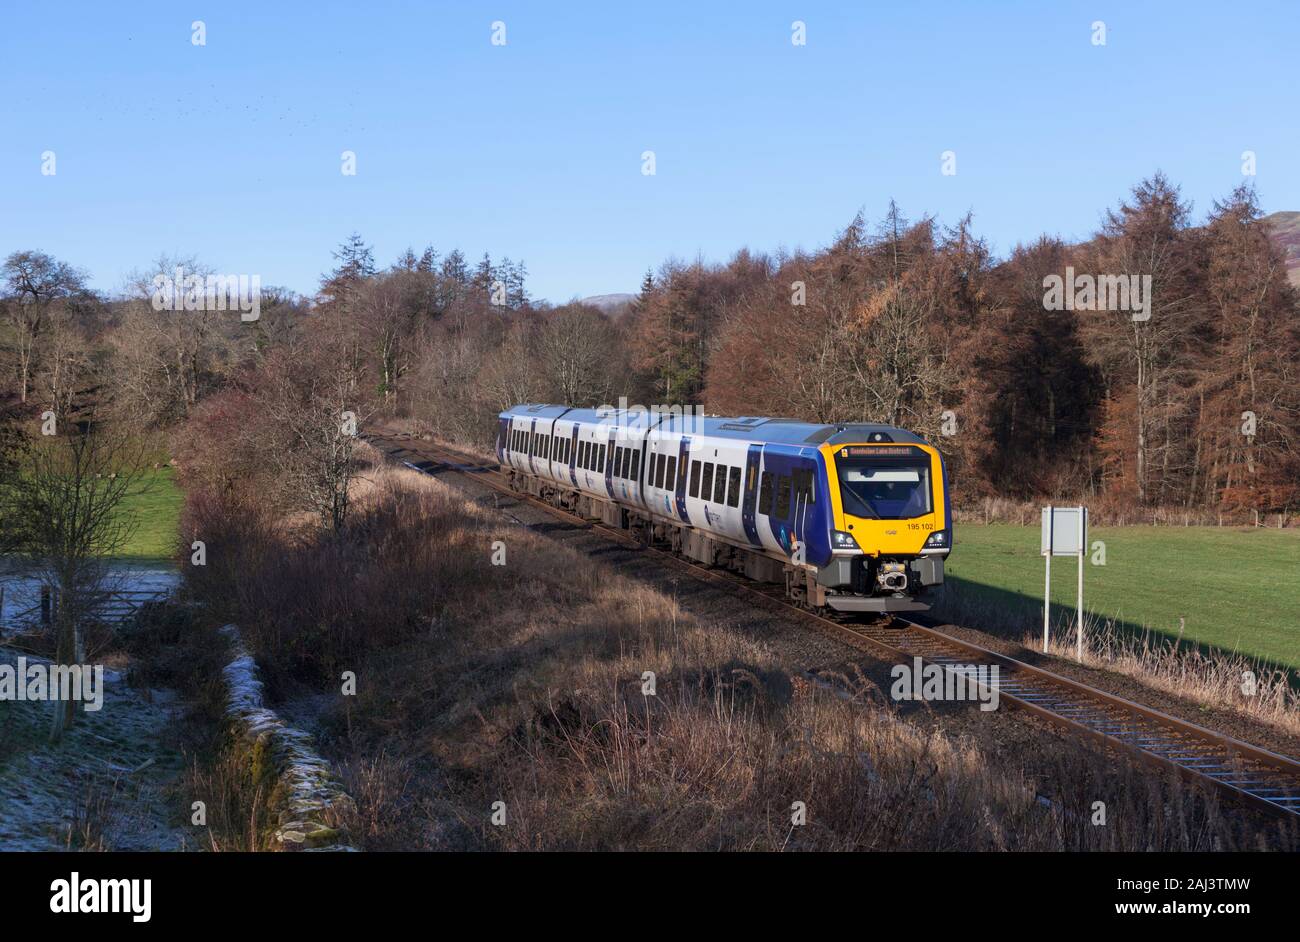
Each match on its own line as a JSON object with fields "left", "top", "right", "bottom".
{"left": 689, "top": 460, "right": 701, "bottom": 498}
{"left": 713, "top": 467, "right": 727, "bottom": 505}
{"left": 666, "top": 456, "right": 677, "bottom": 492}
{"left": 790, "top": 467, "right": 811, "bottom": 498}
{"left": 700, "top": 463, "right": 714, "bottom": 502}
{"left": 759, "top": 472, "right": 774, "bottom": 514}
{"left": 655, "top": 453, "right": 666, "bottom": 488}
{"left": 599, "top": 444, "right": 606, "bottom": 471}
{"left": 614, "top": 446, "right": 624, "bottom": 477}
{"left": 775, "top": 476, "right": 792, "bottom": 517}
{"left": 620, "top": 447, "right": 631, "bottom": 479}
{"left": 727, "top": 467, "right": 741, "bottom": 507}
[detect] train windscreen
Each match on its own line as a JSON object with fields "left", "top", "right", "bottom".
{"left": 835, "top": 455, "right": 932, "bottom": 519}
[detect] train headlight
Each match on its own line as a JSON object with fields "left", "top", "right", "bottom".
{"left": 925, "top": 529, "right": 949, "bottom": 548}
{"left": 831, "top": 530, "right": 860, "bottom": 550}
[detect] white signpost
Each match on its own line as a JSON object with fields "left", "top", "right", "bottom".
{"left": 1041, "top": 506, "right": 1088, "bottom": 661}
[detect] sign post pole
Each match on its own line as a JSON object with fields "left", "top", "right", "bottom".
{"left": 1076, "top": 506, "right": 1087, "bottom": 663}
{"left": 1043, "top": 507, "right": 1053, "bottom": 653}
{"left": 1042, "top": 506, "right": 1088, "bottom": 658}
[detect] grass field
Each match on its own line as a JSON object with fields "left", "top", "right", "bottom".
{"left": 117, "top": 467, "right": 183, "bottom": 561}
{"left": 940, "top": 524, "right": 1300, "bottom": 670}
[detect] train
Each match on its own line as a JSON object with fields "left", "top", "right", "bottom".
{"left": 497, "top": 404, "right": 951, "bottom": 614}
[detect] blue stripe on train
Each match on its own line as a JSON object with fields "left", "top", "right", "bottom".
{"left": 675, "top": 436, "right": 691, "bottom": 522}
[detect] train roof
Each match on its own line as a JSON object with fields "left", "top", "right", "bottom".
{"left": 501, "top": 404, "right": 928, "bottom": 447}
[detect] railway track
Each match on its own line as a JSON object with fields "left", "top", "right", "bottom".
{"left": 374, "top": 433, "right": 1300, "bottom": 823}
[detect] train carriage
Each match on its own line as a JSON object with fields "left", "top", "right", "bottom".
{"left": 498, "top": 404, "right": 950, "bottom": 614}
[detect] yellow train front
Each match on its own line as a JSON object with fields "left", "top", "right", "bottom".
{"left": 809, "top": 433, "right": 950, "bottom": 614}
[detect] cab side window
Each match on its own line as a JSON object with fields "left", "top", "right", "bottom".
{"left": 758, "top": 471, "right": 774, "bottom": 515}
{"left": 775, "top": 475, "right": 792, "bottom": 517}
{"left": 793, "top": 467, "right": 814, "bottom": 502}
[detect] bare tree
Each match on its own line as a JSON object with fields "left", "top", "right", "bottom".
{"left": 2, "top": 251, "right": 88, "bottom": 403}
{"left": 537, "top": 304, "right": 620, "bottom": 405}
{"left": 2, "top": 416, "right": 145, "bottom": 740}
{"left": 255, "top": 335, "right": 370, "bottom": 529}
{"left": 108, "top": 254, "right": 245, "bottom": 428}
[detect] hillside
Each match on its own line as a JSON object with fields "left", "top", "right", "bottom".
{"left": 1263, "top": 211, "right": 1300, "bottom": 288}
{"left": 579, "top": 293, "right": 636, "bottom": 316}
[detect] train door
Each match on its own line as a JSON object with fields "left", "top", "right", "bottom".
{"left": 574, "top": 423, "right": 585, "bottom": 485}
{"left": 603, "top": 427, "right": 618, "bottom": 499}
{"left": 497, "top": 416, "right": 510, "bottom": 463}
{"left": 758, "top": 448, "right": 819, "bottom": 558}
{"left": 674, "top": 436, "right": 692, "bottom": 523}
{"left": 741, "top": 444, "right": 763, "bottom": 546}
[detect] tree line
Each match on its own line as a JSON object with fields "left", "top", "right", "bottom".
{"left": 2, "top": 173, "right": 1297, "bottom": 522}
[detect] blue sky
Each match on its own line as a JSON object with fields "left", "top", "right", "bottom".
{"left": 1, "top": 1, "right": 1295, "bottom": 303}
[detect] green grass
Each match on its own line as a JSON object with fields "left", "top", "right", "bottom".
{"left": 116, "top": 467, "right": 183, "bottom": 562}
{"left": 942, "top": 524, "right": 1300, "bottom": 671}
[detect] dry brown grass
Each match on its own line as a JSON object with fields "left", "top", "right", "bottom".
{"left": 959, "top": 495, "right": 1294, "bottom": 529}
{"left": 935, "top": 587, "right": 1300, "bottom": 739}
{"left": 62, "top": 773, "right": 120, "bottom": 852}
{"left": 178, "top": 749, "right": 275, "bottom": 852}
{"left": 176, "top": 466, "right": 1295, "bottom": 851}
{"left": 1033, "top": 618, "right": 1300, "bottom": 737}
